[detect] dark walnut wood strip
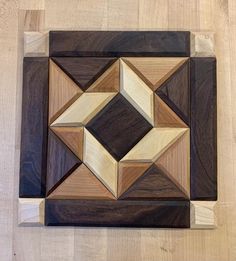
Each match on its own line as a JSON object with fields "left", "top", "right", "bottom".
{"left": 45, "top": 199, "right": 190, "bottom": 228}
{"left": 19, "top": 57, "right": 49, "bottom": 197}
{"left": 49, "top": 31, "right": 190, "bottom": 57}
{"left": 190, "top": 57, "right": 217, "bottom": 200}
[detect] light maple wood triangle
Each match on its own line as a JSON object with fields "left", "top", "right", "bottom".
{"left": 118, "top": 162, "right": 151, "bottom": 197}
{"left": 47, "top": 164, "right": 115, "bottom": 200}
{"left": 86, "top": 60, "right": 120, "bottom": 92}
{"left": 51, "top": 126, "right": 84, "bottom": 160}
{"left": 155, "top": 131, "right": 190, "bottom": 197}
{"left": 122, "top": 57, "right": 188, "bottom": 91}
{"left": 154, "top": 95, "right": 187, "bottom": 127}
{"left": 49, "top": 59, "right": 82, "bottom": 124}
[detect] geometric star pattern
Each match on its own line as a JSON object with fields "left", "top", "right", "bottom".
{"left": 47, "top": 57, "right": 190, "bottom": 200}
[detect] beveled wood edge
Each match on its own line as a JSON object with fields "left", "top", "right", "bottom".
{"left": 190, "top": 32, "right": 215, "bottom": 57}
{"left": 190, "top": 201, "right": 217, "bottom": 229}
{"left": 18, "top": 198, "right": 45, "bottom": 226}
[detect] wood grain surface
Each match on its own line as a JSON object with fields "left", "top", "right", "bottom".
{"left": 46, "top": 130, "right": 81, "bottom": 195}
{"left": 2, "top": 1, "right": 234, "bottom": 260}
{"left": 19, "top": 57, "right": 48, "bottom": 197}
{"left": 51, "top": 57, "right": 117, "bottom": 91}
{"left": 86, "top": 94, "right": 152, "bottom": 161}
{"left": 47, "top": 164, "right": 115, "bottom": 200}
{"left": 45, "top": 199, "right": 190, "bottom": 228}
{"left": 49, "top": 31, "right": 190, "bottom": 57}
{"left": 119, "top": 165, "right": 188, "bottom": 200}
{"left": 190, "top": 57, "right": 217, "bottom": 200}
{"left": 156, "top": 60, "right": 190, "bottom": 125}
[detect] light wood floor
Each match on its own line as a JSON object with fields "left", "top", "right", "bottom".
{"left": 0, "top": 0, "right": 236, "bottom": 260}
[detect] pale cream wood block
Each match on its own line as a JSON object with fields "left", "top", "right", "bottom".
{"left": 21, "top": 10, "right": 45, "bottom": 31}
{"left": 121, "top": 128, "right": 188, "bottom": 162}
{"left": 191, "top": 201, "right": 217, "bottom": 229}
{"left": 19, "top": 0, "right": 45, "bottom": 10}
{"left": 18, "top": 198, "right": 45, "bottom": 226}
{"left": 155, "top": 130, "right": 190, "bottom": 197}
{"left": 120, "top": 59, "right": 154, "bottom": 125}
{"left": 86, "top": 60, "right": 120, "bottom": 92}
{"left": 49, "top": 60, "right": 82, "bottom": 124}
{"left": 191, "top": 32, "right": 215, "bottom": 57}
{"left": 51, "top": 92, "right": 116, "bottom": 127}
{"left": 83, "top": 129, "right": 118, "bottom": 197}
{"left": 24, "top": 31, "right": 48, "bottom": 57}
{"left": 122, "top": 57, "right": 188, "bottom": 90}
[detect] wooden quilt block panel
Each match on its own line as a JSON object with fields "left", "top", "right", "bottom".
{"left": 20, "top": 31, "right": 217, "bottom": 228}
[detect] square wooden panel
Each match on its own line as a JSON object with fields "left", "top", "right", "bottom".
{"left": 19, "top": 31, "right": 217, "bottom": 228}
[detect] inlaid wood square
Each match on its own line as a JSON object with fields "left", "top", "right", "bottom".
{"left": 20, "top": 31, "right": 217, "bottom": 228}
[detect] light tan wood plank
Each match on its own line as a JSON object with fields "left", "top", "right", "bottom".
{"left": 118, "top": 162, "right": 151, "bottom": 197}
{"left": 51, "top": 126, "right": 84, "bottom": 160}
{"left": 121, "top": 128, "right": 188, "bottom": 162}
{"left": 19, "top": 0, "right": 45, "bottom": 10}
{"left": 86, "top": 60, "right": 119, "bottom": 92}
{"left": 49, "top": 59, "right": 82, "bottom": 124}
{"left": 21, "top": 10, "right": 45, "bottom": 31}
{"left": 83, "top": 129, "right": 118, "bottom": 197}
{"left": 120, "top": 59, "right": 154, "bottom": 125}
{"left": 51, "top": 92, "right": 116, "bottom": 127}
{"left": 154, "top": 95, "right": 187, "bottom": 127}
{"left": 122, "top": 57, "right": 188, "bottom": 91}
{"left": 18, "top": 198, "right": 45, "bottom": 226}
{"left": 155, "top": 130, "right": 190, "bottom": 197}
{"left": 191, "top": 201, "right": 217, "bottom": 229}
{"left": 47, "top": 164, "right": 115, "bottom": 200}
{"left": 24, "top": 31, "right": 48, "bottom": 57}
{"left": 191, "top": 32, "right": 215, "bottom": 57}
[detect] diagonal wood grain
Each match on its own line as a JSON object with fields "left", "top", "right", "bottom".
{"left": 47, "top": 164, "right": 115, "bottom": 200}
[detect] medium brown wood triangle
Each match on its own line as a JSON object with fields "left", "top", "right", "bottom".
{"left": 49, "top": 60, "right": 82, "bottom": 124}
{"left": 86, "top": 60, "right": 120, "bottom": 92}
{"left": 154, "top": 95, "right": 187, "bottom": 127}
{"left": 47, "top": 164, "right": 115, "bottom": 200}
{"left": 119, "top": 164, "right": 188, "bottom": 200}
{"left": 155, "top": 131, "right": 190, "bottom": 197}
{"left": 52, "top": 57, "right": 117, "bottom": 91}
{"left": 51, "top": 126, "right": 84, "bottom": 160}
{"left": 117, "top": 162, "right": 151, "bottom": 197}
{"left": 122, "top": 57, "right": 188, "bottom": 91}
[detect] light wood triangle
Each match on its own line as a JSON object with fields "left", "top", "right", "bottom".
{"left": 51, "top": 127, "right": 84, "bottom": 160}
{"left": 122, "top": 57, "right": 188, "bottom": 91}
{"left": 47, "top": 164, "right": 115, "bottom": 199}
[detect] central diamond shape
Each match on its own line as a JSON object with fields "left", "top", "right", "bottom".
{"left": 86, "top": 93, "right": 152, "bottom": 161}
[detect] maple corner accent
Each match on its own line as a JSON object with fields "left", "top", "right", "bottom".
{"left": 20, "top": 31, "right": 217, "bottom": 228}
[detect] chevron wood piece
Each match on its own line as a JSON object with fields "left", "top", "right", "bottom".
{"left": 191, "top": 32, "right": 215, "bottom": 57}
{"left": 86, "top": 94, "right": 152, "bottom": 161}
{"left": 51, "top": 92, "right": 116, "bottom": 127}
{"left": 18, "top": 198, "right": 45, "bottom": 226}
{"left": 118, "top": 162, "right": 151, "bottom": 197}
{"left": 46, "top": 130, "right": 81, "bottom": 195}
{"left": 121, "top": 128, "right": 188, "bottom": 162}
{"left": 86, "top": 60, "right": 120, "bottom": 92}
{"left": 49, "top": 60, "right": 82, "bottom": 124}
{"left": 120, "top": 60, "right": 154, "bottom": 125}
{"left": 119, "top": 165, "right": 188, "bottom": 200}
{"left": 24, "top": 32, "right": 48, "bottom": 57}
{"left": 47, "top": 164, "right": 115, "bottom": 200}
{"left": 154, "top": 95, "right": 187, "bottom": 127}
{"left": 45, "top": 199, "right": 190, "bottom": 228}
{"left": 20, "top": 58, "right": 48, "bottom": 197}
{"left": 49, "top": 31, "right": 190, "bottom": 57}
{"left": 51, "top": 57, "right": 117, "bottom": 91}
{"left": 122, "top": 57, "right": 188, "bottom": 91}
{"left": 51, "top": 127, "right": 84, "bottom": 160}
{"left": 155, "top": 131, "right": 190, "bottom": 197}
{"left": 190, "top": 201, "right": 216, "bottom": 229}
{"left": 83, "top": 129, "right": 118, "bottom": 197}
{"left": 190, "top": 58, "right": 217, "bottom": 200}
{"left": 156, "top": 60, "right": 190, "bottom": 125}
